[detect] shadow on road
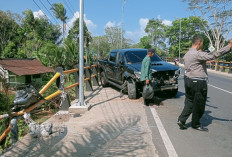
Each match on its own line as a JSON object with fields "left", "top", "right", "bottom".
{"left": 184, "top": 110, "right": 232, "bottom": 128}
{"left": 201, "top": 110, "right": 232, "bottom": 127}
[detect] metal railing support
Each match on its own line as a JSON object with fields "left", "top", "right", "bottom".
{"left": 56, "top": 67, "right": 70, "bottom": 111}
{"left": 73, "top": 64, "right": 79, "bottom": 99}
{"left": 92, "top": 62, "right": 100, "bottom": 86}
{"left": 221, "top": 62, "right": 225, "bottom": 72}
{"left": 10, "top": 117, "right": 18, "bottom": 143}
{"left": 85, "top": 64, "right": 93, "bottom": 91}
{"left": 229, "top": 62, "right": 232, "bottom": 74}
{"left": 215, "top": 61, "right": 220, "bottom": 71}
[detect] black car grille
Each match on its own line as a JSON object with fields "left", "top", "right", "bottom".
{"left": 152, "top": 63, "right": 163, "bottom": 66}
{"left": 152, "top": 70, "right": 176, "bottom": 86}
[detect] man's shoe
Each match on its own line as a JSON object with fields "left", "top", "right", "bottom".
{"left": 177, "top": 121, "right": 187, "bottom": 129}
{"left": 192, "top": 126, "right": 208, "bottom": 132}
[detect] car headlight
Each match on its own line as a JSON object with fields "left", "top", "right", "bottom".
{"left": 175, "top": 68, "right": 181, "bottom": 76}
{"left": 134, "top": 71, "right": 141, "bottom": 79}
{"left": 152, "top": 69, "right": 157, "bottom": 73}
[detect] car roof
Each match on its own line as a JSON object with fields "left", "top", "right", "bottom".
{"left": 111, "top": 48, "right": 147, "bottom": 54}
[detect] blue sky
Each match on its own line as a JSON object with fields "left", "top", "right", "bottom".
{"left": 1, "top": 0, "right": 193, "bottom": 43}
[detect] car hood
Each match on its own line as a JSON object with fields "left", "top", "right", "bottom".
{"left": 127, "top": 61, "right": 179, "bottom": 72}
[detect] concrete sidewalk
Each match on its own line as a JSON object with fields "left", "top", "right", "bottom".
{"left": 2, "top": 87, "right": 158, "bottom": 157}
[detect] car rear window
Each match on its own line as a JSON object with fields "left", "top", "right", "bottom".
{"left": 125, "top": 50, "right": 161, "bottom": 63}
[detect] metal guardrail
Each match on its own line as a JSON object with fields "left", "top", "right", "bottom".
{"left": 0, "top": 62, "right": 101, "bottom": 143}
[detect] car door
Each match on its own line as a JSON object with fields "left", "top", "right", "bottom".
{"left": 106, "top": 51, "right": 117, "bottom": 81}
{"left": 114, "top": 52, "right": 124, "bottom": 85}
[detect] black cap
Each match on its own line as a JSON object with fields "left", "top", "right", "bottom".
{"left": 148, "top": 48, "right": 156, "bottom": 53}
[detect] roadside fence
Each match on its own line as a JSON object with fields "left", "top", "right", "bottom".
{"left": 0, "top": 62, "right": 101, "bottom": 144}
{"left": 165, "top": 57, "right": 232, "bottom": 74}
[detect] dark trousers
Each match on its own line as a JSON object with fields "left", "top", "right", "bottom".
{"left": 178, "top": 76, "right": 208, "bottom": 128}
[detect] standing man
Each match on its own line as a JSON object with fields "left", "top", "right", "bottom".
{"left": 141, "top": 48, "right": 155, "bottom": 105}
{"left": 177, "top": 35, "right": 232, "bottom": 131}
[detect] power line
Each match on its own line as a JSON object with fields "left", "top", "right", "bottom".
{"left": 46, "top": 0, "right": 72, "bottom": 30}
{"left": 66, "top": 0, "right": 76, "bottom": 14}
{"left": 62, "top": 0, "right": 79, "bottom": 25}
{"left": 38, "top": 0, "right": 59, "bottom": 25}
{"left": 62, "top": 0, "right": 75, "bottom": 15}
{"left": 33, "top": 0, "right": 53, "bottom": 24}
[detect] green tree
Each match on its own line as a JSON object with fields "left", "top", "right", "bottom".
{"left": 184, "top": 0, "right": 232, "bottom": 50}
{"left": 63, "top": 38, "right": 79, "bottom": 69}
{"left": 105, "top": 26, "right": 121, "bottom": 49}
{"left": 21, "top": 9, "right": 61, "bottom": 59}
{"left": 139, "top": 36, "right": 152, "bottom": 49}
{"left": 22, "top": 10, "right": 36, "bottom": 39}
{"left": 0, "top": 11, "right": 19, "bottom": 55}
{"left": 2, "top": 41, "right": 26, "bottom": 58}
{"left": 51, "top": 2, "right": 68, "bottom": 42}
{"left": 34, "top": 17, "right": 61, "bottom": 43}
{"left": 145, "top": 19, "right": 167, "bottom": 50}
{"left": 67, "top": 18, "right": 92, "bottom": 48}
{"left": 90, "top": 36, "right": 111, "bottom": 58}
{"left": 166, "top": 16, "right": 208, "bottom": 57}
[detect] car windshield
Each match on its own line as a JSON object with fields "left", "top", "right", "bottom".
{"left": 125, "top": 50, "right": 162, "bottom": 64}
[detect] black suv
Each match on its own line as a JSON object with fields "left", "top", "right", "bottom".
{"left": 99, "top": 48, "right": 180, "bottom": 99}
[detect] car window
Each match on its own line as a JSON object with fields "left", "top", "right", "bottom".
{"left": 109, "top": 52, "right": 117, "bottom": 63}
{"left": 125, "top": 50, "right": 161, "bottom": 63}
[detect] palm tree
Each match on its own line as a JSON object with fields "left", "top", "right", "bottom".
{"left": 51, "top": 2, "right": 68, "bottom": 42}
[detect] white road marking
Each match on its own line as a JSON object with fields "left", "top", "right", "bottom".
{"left": 208, "top": 84, "right": 232, "bottom": 95}
{"left": 150, "top": 107, "right": 178, "bottom": 157}
{"left": 180, "top": 74, "right": 232, "bottom": 95}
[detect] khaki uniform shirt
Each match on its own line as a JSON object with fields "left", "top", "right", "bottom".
{"left": 141, "top": 55, "right": 152, "bottom": 81}
{"left": 184, "top": 46, "right": 231, "bottom": 78}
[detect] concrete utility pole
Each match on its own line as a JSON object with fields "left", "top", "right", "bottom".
{"left": 121, "top": 0, "right": 125, "bottom": 48}
{"left": 78, "top": 0, "right": 85, "bottom": 106}
{"left": 178, "top": 18, "right": 181, "bottom": 62}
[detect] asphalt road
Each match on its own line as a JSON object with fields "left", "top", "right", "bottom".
{"left": 146, "top": 68, "right": 232, "bottom": 157}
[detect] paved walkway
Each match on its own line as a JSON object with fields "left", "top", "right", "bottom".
{"left": 2, "top": 87, "right": 158, "bottom": 157}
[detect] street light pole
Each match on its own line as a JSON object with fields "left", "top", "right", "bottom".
{"left": 79, "top": 0, "right": 85, "bottom": 106}
{"left": 178, "top": 18, "right": 181, "bottom": 62}
{"left": 121, "top": 0, "right": 125, "bottom": 49}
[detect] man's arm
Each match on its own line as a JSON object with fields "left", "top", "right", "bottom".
{"left": 197, "top": 39, "right": 232, "bottom": 61}
{"left": 144, "top": 60, "right": 150, "bottom": 84}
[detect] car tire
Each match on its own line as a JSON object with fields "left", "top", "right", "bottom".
{"left": 168, "top": 88, "right": 178, "bottom": 97}
{"left": 127, "top": 79, "right": 137, "bottom": 99}
{"left": 100, "top": 72, "right": 108, "bottom": 87}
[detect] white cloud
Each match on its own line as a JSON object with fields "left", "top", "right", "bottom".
{"left": 124, "top": 18, "right": 149, "bottom": 43}
{"left": 162, "top": 19, "right": 172, "bottom": 26}
{"left": 105, "top": 21, "right": 116, "bottom": 28}
{"left": 66, "top": 11, "right": 97, "bottom": 34}
{"left": 33, "top": 10, "right": 45, "bottom": 19}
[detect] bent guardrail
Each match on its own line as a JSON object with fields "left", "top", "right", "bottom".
{"left": 0, "top": 62, "right": 100, "bottom": 144}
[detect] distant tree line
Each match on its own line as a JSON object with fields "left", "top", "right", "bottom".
{"left": 0, "top": 0, "right": 232, "bottom": 66}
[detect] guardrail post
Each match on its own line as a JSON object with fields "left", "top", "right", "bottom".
{"left": 74, "top": 64, "right": 79, "bottom": 99}
{"left": 211, "top": 61, "right": 215, "bottom": 70}
{"left": 215, "top": 61, "right": 220, "bottom": 71}
{"left": 56, "top": 67, "right": 70, "bottom": 111}
{"left": 229, "top": 62, "right": 232, "bottom": 74}
{"left": 10, "top": 117, "right": 18, "bottom": 143}
{"left": 92, "top": 62, "right": 100, "bottom": 86}
{"left": 85, "top": 64, "right": 93, "bottom": 91}
{"left": 221, "top": 62, "right": 225, "bottom": 72}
